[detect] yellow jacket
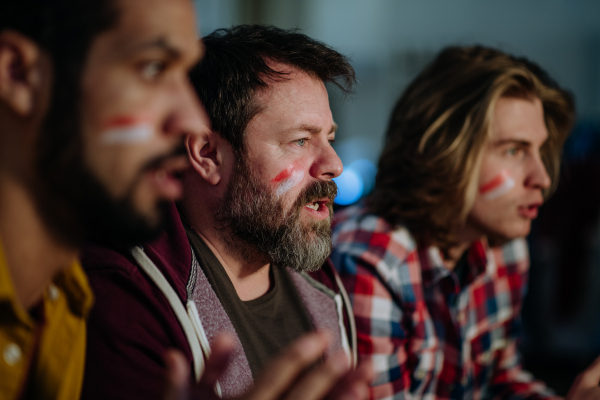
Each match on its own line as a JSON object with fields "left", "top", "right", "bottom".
{"left": 0, "top": 238, "right": 93, "bottom": 399}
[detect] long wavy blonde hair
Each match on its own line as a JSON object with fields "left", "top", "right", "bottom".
{"left": 369, "top": 46, "right": 575, "bottom": 250}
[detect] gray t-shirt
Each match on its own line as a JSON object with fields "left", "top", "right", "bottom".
{"left": 185, "top": 226, "right": 314, "bottom": 378}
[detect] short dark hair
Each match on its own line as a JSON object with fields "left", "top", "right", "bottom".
{"left": 370, "top": 45, "right": 575, "bottom": 250}
{"left": 0, "top": 0, "right": 118, "bottom": 182}
{"left": 189, "top": 25, "right": 356, "bottom": 153}
{"left": 0, "top": 0, "right": 117, "bottom": 121}
{"left": 0, "top": 0, "right": 118, "bottom": 246}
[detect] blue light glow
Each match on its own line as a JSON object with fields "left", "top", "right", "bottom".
{"left": 349, "top": 159, "right": 377, "bottom": 195}
{"left": 333, "top": 169, "right": 364, "bottom": 205}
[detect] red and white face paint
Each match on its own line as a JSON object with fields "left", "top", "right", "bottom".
{"left": 272, "top": 165, "right": 305, "bottom": 197}
{"left": 101, "top": 116, "right": 154, "bottom": 145}
{"left": 479, "top": 169, "right": 516, "bottom": 201}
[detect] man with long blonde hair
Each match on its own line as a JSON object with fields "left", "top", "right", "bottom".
{"left": 331, "top": 46, "right": 600, "bottom": 399}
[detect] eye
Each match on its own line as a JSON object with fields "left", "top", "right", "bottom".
{"left": 140, "top": 60, "right": 166, "bottom": 80}
{"left": 506, "top": 146, "right": 520, "bottom": 156}
{"left": 295, "top": 138, "right": 307, "bottom": 147}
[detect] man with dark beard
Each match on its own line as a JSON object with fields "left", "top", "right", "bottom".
{"left": 82, "top": 25, "right": 372, "bottom": 400}
{"left": 0, "top": 0, "right": 211, "bottom": 398}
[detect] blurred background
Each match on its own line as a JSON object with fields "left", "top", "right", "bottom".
{"left": 194, "top": 0, "right": 600, "bottom": 394}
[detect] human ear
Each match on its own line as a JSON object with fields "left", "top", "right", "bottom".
{"left": 0, "top": 30, "right": 47, "bottom": 117}
{"left": 185, "top": 131, "right": 224, "bottom": 186}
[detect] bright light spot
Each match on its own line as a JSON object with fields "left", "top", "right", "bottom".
{"left": 333, "top": 169, "right": 364, "bottom": 205}
{"left": 349, "top": 159, "right": 377, "bottom": 195}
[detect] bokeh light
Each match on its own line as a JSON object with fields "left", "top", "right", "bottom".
{"left": 333, "top": 169, "right": 363, "bottom": 205}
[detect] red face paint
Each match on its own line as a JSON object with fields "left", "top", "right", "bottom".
{"left": 101, "top": 115, "right": 154, "bottom": 144}
{"left": 103, "top": 115, "right": 152, "bottom": 129}
{"left": 271, "top": 164, "right": 305, "bottom": 196}
{"left": 271, "top": 164, "right": 295, "bottom": 184}
{"left": 479, "top": 169, "right": 516, "bottom": 200}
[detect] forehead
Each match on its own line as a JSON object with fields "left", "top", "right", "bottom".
{"left": 251, "top": 65, "right": 332, "bottom": 128}
{"left": 101, "top": 0, "right": 199, "bottom": 59}
{"left": 490, "top": 96, "right": 547, "bottom": 143}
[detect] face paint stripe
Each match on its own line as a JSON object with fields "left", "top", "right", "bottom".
{"left": 480, "top": 170, "right": 510, "bottom": 194}
{"left": 480, "top": 170, "right": 516, "bottom": 201}
{"left": 482, "top": 177, "right": 515, "bottom": 200}
{"left": 104, "top": 116, "right": 153, "bottom": 128}
{"left": 101, "top": 124, "right": 153, "bottom": 144}
{"left": 271, "top": 165, "right": 295, "bottom": 183}
{"left": 275, "top": 169, "right": 304, "bottom": 197}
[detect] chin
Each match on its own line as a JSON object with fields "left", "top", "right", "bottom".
{"left": 489, "top": 225, "right": 531, "bottom": 245}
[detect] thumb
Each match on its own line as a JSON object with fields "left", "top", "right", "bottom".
{"left": 163, "top": 349, "right": 190, "bottom": 400}
{"left": 577, "top": 355, "right": 600, "bottom": 388}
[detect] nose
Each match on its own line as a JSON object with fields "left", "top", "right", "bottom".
{"left": 309, "top": 139, "right": 343, "bottom": 180}
{"left": 163, "top": 80, "right": 211, "bottom": 139}
{"left": 526, "top": 153, "right": 551, "bottom": 190}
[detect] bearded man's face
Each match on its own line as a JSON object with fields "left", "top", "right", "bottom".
{"left": 32, "top": 0, "right": 210, "bottom": 248}
{"left": 212, "top": 66, "right": 343, "bottom": 270}
{"left": 217, "top": 154, "right": 337, "bottom": 272}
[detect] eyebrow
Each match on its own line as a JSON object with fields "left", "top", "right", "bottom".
{"left": 493, "top": 139, "right": 531, "bottom": 147}
{"left": 292, "top": 122, "right": 338, "bottom": 136}
{"left": 129, "top": 37, "right": 182, "bottom": 59}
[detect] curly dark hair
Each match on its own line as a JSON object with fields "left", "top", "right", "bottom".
{"left": 189, "top": 24, "right": 356, "bottom": 153}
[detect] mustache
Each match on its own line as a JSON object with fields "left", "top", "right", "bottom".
{"left": 293, "top": 179, "right": 338, "bottom": 210}
{"left": 141, "top": 142, "right": 188, "bottom": 171}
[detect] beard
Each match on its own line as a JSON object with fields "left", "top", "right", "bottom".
{"left": 216, "top": 155, "right": 338, "bottom": 273}
{"left": 31, "top": 74, "right": 172, "bottom": 250}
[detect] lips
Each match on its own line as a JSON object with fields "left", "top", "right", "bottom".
{"left": 145, "top": 154, "right": 190, "bottom": 201}
{"left": 518, "top": 202, "right": 542, "bottom": 220}
{"left": 303, "top": 198, "right": 332, "bottom": 220}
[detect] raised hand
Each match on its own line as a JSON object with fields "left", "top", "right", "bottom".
{"left": 163, "top": 332, "right": 372, "bottom": 400}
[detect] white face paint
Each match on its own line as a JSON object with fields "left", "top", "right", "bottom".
{"left": 101, "top": 123, "right": 153, "bottom": 145}
{"left": 275, "top": 169, "right": 305, "bottom": 197}
{"left": 480, "top": 170, "right": 516, "bottom": 201}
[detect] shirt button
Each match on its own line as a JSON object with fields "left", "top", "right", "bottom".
{"left": 48, "top": 284, "right": 60, "bottom": 301}
{"left": 481, "top": 352, "right": 491, "bottom": 363}
{"left": 415, "top": 369, "right": 426, "bottom": 380}
{"left": 3, "top": 343, "right": 22, "bottom": 366}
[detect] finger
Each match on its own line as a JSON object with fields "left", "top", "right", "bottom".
{"left": 568, "top": 387, "right": 600, "bottom": 400}
{"left": 196, "top": 333, "right": 236, "bottom": 390}
{"left": 246, "top": 332, "right": 331, "bottom": 400}
{"left": 163, "top": 350, "right": 190, "bottom": 400}
{"left": 578, "top": 354, "right": 600, "bottom": 388}
{"left": 325, "top": 360, "right": 373, "bottom": 400}
{"left": 283, "top": 351, "right": 350, "bottom": 400}
{"left": 331, "top": 381, "right": 370, "bottom": 400}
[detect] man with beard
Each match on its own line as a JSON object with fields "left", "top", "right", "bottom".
{"left": 82, "top": 25, "right": 372, "bottom": 400}
{"left": 0, "top": 0, "right": 211, "bottom": 398}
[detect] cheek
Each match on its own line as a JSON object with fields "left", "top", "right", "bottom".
{"left": 479, "top": 169, "right": 516, "bottom": 201}
{"left": 100, "top": 116, "right": 154, "bottom": 145}
{"left": 271, "top": 165, "right": 305, "bottom": 196}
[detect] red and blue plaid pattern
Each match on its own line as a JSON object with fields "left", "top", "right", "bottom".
{"left": 331, "top": 205, "right": 558, "bottom": 400}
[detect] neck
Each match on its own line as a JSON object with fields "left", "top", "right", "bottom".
{"left": 181, "top": 205, "right": 271, "bottom": 301}
{"left": 442, "top": 224, "right": 484, "bottom": 271}
{"left": 0, "top": 171, "right": 78, "bottom": 310}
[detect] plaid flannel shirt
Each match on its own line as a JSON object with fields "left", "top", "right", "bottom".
{"left": 331, "top": 204, "right": 558, "bottom": 400}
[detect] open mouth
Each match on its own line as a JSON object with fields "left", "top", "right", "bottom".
{"left": 146, "top": 155, "right": 190, "bottom": 201}
{"left": 306, "top": 201, "right": 320, "bottom": 211}
{"left": 518, "top": 202, "right": 543, "bottom": 219}
{"left": 303, "top": 198, "right": 332, "bottom": 220}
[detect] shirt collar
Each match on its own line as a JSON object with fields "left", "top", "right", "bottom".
{"left": 0, "top": 236, "right": 93, "bottom": 323}
{"left": 420, "top": 238, "right": 489, "bottom": 289}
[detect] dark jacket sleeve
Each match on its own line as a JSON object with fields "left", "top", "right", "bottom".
{"left": 81, "top": 256, "right": 193, "bottom": 400}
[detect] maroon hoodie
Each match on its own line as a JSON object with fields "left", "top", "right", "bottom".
{"left": 80, "top": 204, "right": 356, "bottom": 399}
